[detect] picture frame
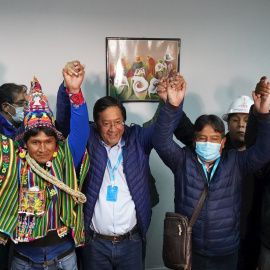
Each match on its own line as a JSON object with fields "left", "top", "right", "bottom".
{"left": 106, "top": 37, "right": 181, "bottom": 102}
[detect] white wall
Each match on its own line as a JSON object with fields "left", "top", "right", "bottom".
{"left": 1, "top": 0, "right": 270, "bottom": 268}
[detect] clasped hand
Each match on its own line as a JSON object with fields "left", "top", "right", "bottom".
{"left": 157, "top": 73, "right": 186, "bottom": 107}
{"left": 253, "top": 76, "right": 270, "bottom": 114}
{"left": 62, "top": 60, "right": 85, "bottom": 93}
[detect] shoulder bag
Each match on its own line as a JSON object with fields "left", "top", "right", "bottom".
{"left": 162, "top": 186, "right": 208, "bottom": 270}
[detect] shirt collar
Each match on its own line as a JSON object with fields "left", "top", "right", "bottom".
{"left": 197, "top": 155, "right": 214, "bottom": 171}
{"left": 100, "top": 137, "right": 125, "bottom": 150}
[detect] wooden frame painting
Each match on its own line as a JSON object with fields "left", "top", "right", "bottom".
{"left": 106, "top": 37, "right": 181, "bottom": 102}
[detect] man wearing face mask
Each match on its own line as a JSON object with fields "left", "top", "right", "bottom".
{"left": 152, "top": 76, "right": 270, "bottom": 270}
{"left": 0, "top": 83, "right": 28, "bottom": 270}
{"left": 155, "top": 78, "right": 259, "bottom": 269}
{"left": 0, "top": 83, "right": 28, "bottom": 140}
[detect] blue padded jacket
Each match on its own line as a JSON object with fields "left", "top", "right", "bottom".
{"left": 56, "top": 83, "right": 154, "bottom": 240}
{"left": 153, "top": 102, "right": 270, "bottom": 256}
{"left": 82, "top": 123, "right": 154, "bottom": 240}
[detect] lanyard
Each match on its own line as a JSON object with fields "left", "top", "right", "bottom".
{"left": 200, "top": 157, "right": 220, "bottom": 186}
{"left": 107, "top": 149, "right": 123, "bottom": 187}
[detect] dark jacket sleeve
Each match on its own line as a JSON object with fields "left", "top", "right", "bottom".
{"left": 152, "top": 101, "right": 184, "bottom": 174}
{"left": 143, "top": 99, "right": 164, "bottom": 128}
{"left": 174, "top": 111, "right": 195, "bottom": 147}
{"left": 245, "top": 105, "right": 258, "bottom": 148}
{"left": 56, "top": 83, "right": 71, "bottom": 138}
{"left": 143, "top": 99, "right": 194, "bottom": 147}
{"left": 137, "top": 123, "right": 155, "bottom": 155}
{"left": 238, "top": 112, "right": 270, "bottom": 174}
{"left": 245, "top": 105, "right": 270, "bottom": 178}
{"left": 142, "top": 102, "right": 161, "bottom": 208}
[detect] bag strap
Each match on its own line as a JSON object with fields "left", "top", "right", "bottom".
{"left": 189, "top": 185, "right": 208, "bottom": 228}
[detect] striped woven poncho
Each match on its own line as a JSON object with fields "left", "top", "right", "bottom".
{"left": 0, "top": 134, "right": 90, "bottom": 247}
{"left": 0, "top": 135, "right": 18, "bottom": 244}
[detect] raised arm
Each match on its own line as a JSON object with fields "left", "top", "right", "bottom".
{"left": 253, "top": 76, "right": 270, "bottom": 114}
{"left": 152, "top": 75, "right": 187, "bottom": 173}
{"left": 245, "top": 77, "right": 270, "bottom": 148}
{"left": 240, "top": 79, "right": 270, "bottom": 173}
{"left": 56, "top": 61, "right": 85, "bottom": 137}
{"left": 144, "top": 74, "right": 194, "bottom": 147}
{"left": 62, "top": 61, "right": 90, "bottom": 168}
{"left": 56, "top": 83, "right": 71, "bottom": 138}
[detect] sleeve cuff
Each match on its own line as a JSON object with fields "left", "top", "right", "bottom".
{"left": 65, "top": 89, "right": 85, "bottom": 107}
{"left": 165, "top": 99, "right": 182, "bottom": 112}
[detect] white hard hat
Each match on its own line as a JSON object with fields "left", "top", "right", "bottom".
{"left": 222, "top": 95, "right": 254, "bottom": 122}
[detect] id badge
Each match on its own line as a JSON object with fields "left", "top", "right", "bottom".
{"left": 106, "top": 185, "right": 118, "bottom": 202}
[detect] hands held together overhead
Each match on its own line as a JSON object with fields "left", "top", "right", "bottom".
{"left": 157, "top": 73, "right": 186, "bottom": 107}
{"left": 253, "top": 76, "right": 270, "bottom": 114}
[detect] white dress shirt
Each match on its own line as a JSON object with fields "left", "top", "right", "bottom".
{"left": 91, "top": 138, "right": 137, "bottom": 235}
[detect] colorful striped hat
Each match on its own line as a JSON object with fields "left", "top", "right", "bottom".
{"left": 15, "top": 77, "right": 64, "bottom": 141}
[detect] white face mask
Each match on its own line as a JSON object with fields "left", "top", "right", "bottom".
{"left": 7, "top": 103, "right": 24, "bottom": 124}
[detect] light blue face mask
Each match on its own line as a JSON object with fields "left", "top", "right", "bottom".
{"left": 7, "top": 103, "right": 24, "bottom": 124}
{"left": 195, "top": 141, "right": 222, "bottom": 162}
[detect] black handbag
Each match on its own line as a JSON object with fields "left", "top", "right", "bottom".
{"left": 163, "top": 187, "right": 208, "bottom": 270}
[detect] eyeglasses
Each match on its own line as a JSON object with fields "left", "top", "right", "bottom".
{"left": 101, "top": 120, "right": 124, "bottom": 128}
{"left": 11, "top": 101, "right": 28, "bottom": 107}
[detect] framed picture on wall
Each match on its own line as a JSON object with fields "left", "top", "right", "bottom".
{"left": 106, "top": 37, "right": 181, "bottom": 102}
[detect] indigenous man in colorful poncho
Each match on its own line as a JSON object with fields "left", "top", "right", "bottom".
{"left": 0, "top": 65, "right": 90, "bottom": 269}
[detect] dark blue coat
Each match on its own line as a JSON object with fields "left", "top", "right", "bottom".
{"left": 0, "top": 113, "right": 24, "bottom": 142}
{"left": 82, "top": 123, "right": 153, "bottom": 240}
{"left": 245, "top": 108, "right": 270, "bottom": 249}
{"left": 153, "top": 102, "right": 270, "bottom": 256}
{"left": 56, "top": 83, "right": 153, "bottom": 240}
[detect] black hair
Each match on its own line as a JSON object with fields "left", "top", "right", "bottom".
{"left": 93, "top": 96, "right": 126, "bottom": 123}
{"left": 227, "top": 113, "right": 237, "bottom": 123}
{"left": 194, "top": 114, "right": 225, "bottom": 138}
{"left": 23, "top": 126, "right": 58, "bottom": 144}
{"left": 0, "top": 83, "right": 27, "bottom": 111}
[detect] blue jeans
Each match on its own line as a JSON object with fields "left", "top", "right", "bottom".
{"left": 11, "top": 250, "right": 78, "bottom": 270}
{"left": 79, "top": 232, "right": 143, "bottom": 270}
{"left": 192, "top": 251, "right": 238, "bottom": 270}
